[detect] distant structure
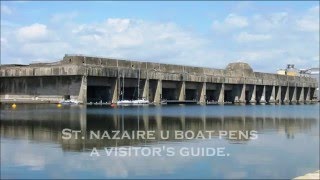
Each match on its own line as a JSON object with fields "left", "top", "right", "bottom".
{"left": 0, "top": 54, "right": 318, "bottom": 104}
{"left": 305, "top": 68, "right": 319, "bottom": 99}
{"left": 277, "top": 64, "right": 319, "bottom": 100}
{"left": 277, "top": 64, "right": 299, "bottom": 76}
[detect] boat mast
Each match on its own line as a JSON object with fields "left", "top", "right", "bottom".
{"left": 137, "top": 68, "right": 140, "bottom": 99}
{"left": 122, "top": 70, "right": 124, "bottom": 100}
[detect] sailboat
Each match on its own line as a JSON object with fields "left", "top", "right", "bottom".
{"left": 132, "top": 68, "right": 149, "bottom": 104}
{"left": 116, "top": 69, "right": 149, "bottom": 105}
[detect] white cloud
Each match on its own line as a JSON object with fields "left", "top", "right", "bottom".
{"left": 251, "top": 12, "right": 289, "bottom": 33}
{"left": 212, "top": 14, "right": 248, "bottom": 31}
{"left": 1, "top": 37, "right": 8, "bottom": 46}
{"left": 105, "top": 18, "right": 131, "bottom": 32}
{"left": 235, "top": 32, "right": 271, "bottom": 42}
{"left": 51, "top": 12, "right": 78, "bottom": 23}
{"left": 69, "top": 18, "right": 209, "bottom": 65}
{"left": 1, "top": 5, "right": 12, "bottom": 15}
{"left": 296, "top": 5, "right": 319, "bottom": 32}
{"left": 225, "top": 14, "right": 249, "bottom": 28}
{"left": 17, "top": 23, "right": 49, "bottom": 42}
{"left": 1, "top": 5, "right": 319, "bottom": 73}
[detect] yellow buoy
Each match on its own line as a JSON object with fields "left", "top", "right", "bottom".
{"left": 12, "top": 103, "right": 17, "bottom": 109}
{"left": 57, "top": 103, "right": 62, "bottom": 108}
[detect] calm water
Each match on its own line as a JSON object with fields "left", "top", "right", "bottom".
{"left": 1, "top": 103, "right": 319, "bottom": 179}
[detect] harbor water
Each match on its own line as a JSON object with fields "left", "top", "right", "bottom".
{"left": 1, "top": 103, "right": 319, "bottom": 179}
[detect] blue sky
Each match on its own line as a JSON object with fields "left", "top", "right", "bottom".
{"left": 1, "top": 1, "right": 319, "bottom": 72}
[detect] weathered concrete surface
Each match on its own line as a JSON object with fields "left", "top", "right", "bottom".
{"left": 294, "top": 170, "right": 319, "bottom": 179}
{"left": 0, "top": 54, "right": 318, "bottom": 104}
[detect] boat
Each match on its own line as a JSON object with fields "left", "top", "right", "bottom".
{"left": 59, "top": 99, "right": 79, "bottom": 105}
{"left": 117, "top": 100, "right": 133, "bottom": 105}
{"left": 132, "top": 98, "right": 149, "bottom": 104}
{"left": 116, "top": 69, "right": 150, "bottom": 106}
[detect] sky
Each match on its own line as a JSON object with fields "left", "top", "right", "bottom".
{"left": 1, "top": 1, "right": 319, "bottom": 72}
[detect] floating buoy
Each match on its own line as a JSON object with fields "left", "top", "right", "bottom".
{"left": 57, "top": 103, "right": 62, "bottom": 108}
{"left": 11, "top": 103, "right": 17, "bottom": 109}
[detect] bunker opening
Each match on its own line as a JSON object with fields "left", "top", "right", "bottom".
{"left": 289, "top": 87, "right": 295, "bottom": 101}
{"left": 162, "top": 88, "right": 177, "bottom": 100}
{"left": 87, "top": 86, "right": 111, "bottom": 103}
{"left": 185, "top": 89, "right": 197, "bottom": 101}
{"left": 224, "top": 90, "right": 233, "bottom": 102}
{"left": 206, "top": 90, "right": 215, "bottom": 102}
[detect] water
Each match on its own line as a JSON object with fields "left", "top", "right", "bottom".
{"left": 1, "top": 104, "right": 319, "bottom": 179}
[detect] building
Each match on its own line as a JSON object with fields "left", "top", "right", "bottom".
{"left": 0, "top": 54, "right": 318, "bottom": 104}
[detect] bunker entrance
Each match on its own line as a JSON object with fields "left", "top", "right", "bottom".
{"left": 162, "top": 88, "right": 177, "bottom": 100}
{"left": 256, "top": 86, "right": 264, "bottom": 103}
{"left": 265, "top": 86, "right": 273, "bottom": 102}
{"left": 245, "top": 85, "right": 255, "bottom": 103}
{"left": 281, "top": 86, "right": 287, "bottom": 101}
{"left": 296, "top": 87, "right": 302, "bottom": 100}
{"left": 119, "top": 87, "right": 138, "bottom": 100}
{"left": 206, "top": 90, "right": 215, "bottom": 102}
{"left": 87, "top": 86, "right": 111, "bottom": 103}
{"left": 186, "top": 89, "right": 197, "bottom": 100}
{"left": 303, "top": 87, "right": 308, "bottom": 100}
{"left": 64, "top": 95, "right": 71, "bottom": 100}
{"left": 224, "top": 90, "right": 233, "bottom": 103}
{"left": 245, "top": 90, "right": 250, "bottom": 102}
{"left": 289, "top": 87, "right": 295, "bottom": 101}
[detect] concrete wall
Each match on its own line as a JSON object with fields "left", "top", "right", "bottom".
{"left": 0, "top": 76, "right": 82, "bottom": 103}
{"left": 0, "top": 55, "right": 318, "bottom": 104}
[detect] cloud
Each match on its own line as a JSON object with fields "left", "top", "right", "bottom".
{"left": 69, "top": 18, "right": 209, "bottom": 65}
{"left": 225, "top": 14, "right": 249, "bottom": 28}
{"left": 1, "top": 5, "right": 319, "bottom": 73}
{"left": 1, "top": 5, "right": 12, "bottom": 15}
{"left": 51, "top": 12, "right": 78, "bottom": 23}
{"left": 1, "top": 37, "right": 8, "bottom": 46}
{"left": 296, "top": 6, "right": 319, "bottom": 32}
{"left": 212, "top": 14, "right": 248, "bottom": 31}
{"left": 235, "top": 32, "right": 271, "bottom": 42}
{"left": 17, "top": 23, "right": 49, "bottom": 42}
{"left": 251, "top": 12, "right": 289, "bottom": 33}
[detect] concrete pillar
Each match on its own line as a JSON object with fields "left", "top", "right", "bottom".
{"left": 269, "top": 86, "right": 276, "bottom": 103}
{"left": 291, "top": 86, "right": 297, "bottom": 103}
{"left": 283, "top": 85, "right": 290, "bottom": 103}
{"left": 142, "top": 79, "right": 149, "bottom": 100}
{"left": 276, "top": 86, "right": 281, "bottom": 104}
{"left": 218, "top": 83, "right": 224, "bottom": 104}
{"left": 111, "top": 78, "right": 119, "bottom": 103}
{"left": 239, "top": 84, "right": 246, "bottom": 103}
{"left": 299, "top": 86, "right": 304, "bottom": 103}
{"left": 178, "top": 81, "right": 186, "bottom": 101}
{"left": 199, "top": 82, "right": 206, "bottom": 104}
{"left": 154, "top": 80, "right": 162, "bottom": 104}
{"left": 260, "top": 85, "right": 266, "bottom": 103}
{"left": 250, "top": 85, "right": 256, "bottom": 104}
{"left": 78, "top": 75, "right": 87, "bottom": 104}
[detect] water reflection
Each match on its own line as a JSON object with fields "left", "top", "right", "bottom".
{"left": 1, "top": 104, "right": 319, "bottom": 179}
{"left": 1, "top": 104, "right": 318, "bottom": 152}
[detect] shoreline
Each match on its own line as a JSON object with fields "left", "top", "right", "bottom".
{"left": 294, "top": 170, "right": 319, "bottom": 179}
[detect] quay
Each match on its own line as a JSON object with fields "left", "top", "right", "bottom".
{"left": 294, "top": 170, "right": 319, "bottom": 179}
{"left": 0, "top": 54, "right": 318, "bottom": 104}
